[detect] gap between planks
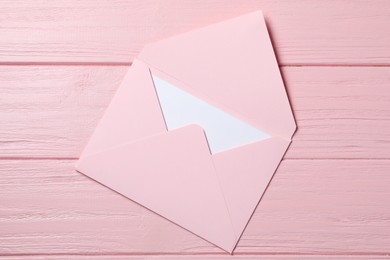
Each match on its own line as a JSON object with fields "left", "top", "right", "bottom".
{"left": 1, "top": 62, "right": 390, "bottom": 67}
{"left": 0, "top": 158, "right": 390, "bottom": 161}
{"left": 0, "top": 253, "right": 389, "bottom": 258}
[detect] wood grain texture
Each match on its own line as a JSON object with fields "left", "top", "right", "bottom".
{"left": 0, "top": 256, "right": 389, "bottom": 260}
{"left": 1, "top": 65, "right": 389, "bottom": 159}
{"left": 1, "top": 1, "right": 390, "bottom": 258}
{"left": 0, "top": 65, "right": 127, "bottom": 159}
{"left": 1, "top": 159, "right": 389, "bottom": 255}
{"left": 0, "top": 0, "right": 389, "bottom": 65}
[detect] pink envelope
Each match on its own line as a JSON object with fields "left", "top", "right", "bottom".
{"left": 76, "top": 10, "right": 296, "bottom": 253}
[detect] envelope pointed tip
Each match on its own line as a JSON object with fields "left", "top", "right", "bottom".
{"left": 212, "top": 137, "right": 291, "bottom": 239}
{"left": 76, "top": 126, "right": 237, "bottom": 253}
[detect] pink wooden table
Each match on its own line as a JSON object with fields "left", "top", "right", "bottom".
{"left": 1, "top": 1, "right": 390, "bottom": 259}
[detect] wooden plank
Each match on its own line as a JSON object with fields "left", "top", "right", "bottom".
{"left": 284, "top": 66, "right": 390, "bottom": 159}
{"left": 0, "top": 159, "right": 389, "bottom": 254}
{"left": 0, "top": 0, "right": 389, "bottom": 64}
{"left": 1, "top": 66, "right": 389, "bottom": 159}
{"left": 0, "top": 255, "right": 388, "bottom": 260}
{"left": 0, "top": 65, "right": 127, "bottom": 158}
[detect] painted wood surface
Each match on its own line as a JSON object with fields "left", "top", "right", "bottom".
{"left": 1, "top": 0, "right": 390, "bottom": 259}
{"left": 1, "top": 66, "right": 389, "bottom": 159}
{"left": 0, "top": 0, "right": 390, "bottom": 65}
{"left": 1, "top": 159, "right": 390, "bottom": 254}
{"left": 0, "top": 256, "right": 389, "bottom": 260}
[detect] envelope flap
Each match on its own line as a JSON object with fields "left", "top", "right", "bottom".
{"left": 76, "top": 125, "right": 237, "bottom": 252}
{"left": 138, "top": 11, "right": 296, "bottom": 139}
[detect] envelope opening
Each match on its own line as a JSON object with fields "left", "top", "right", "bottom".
{"left": 151, "top": 74, "right": 271, "bottom": 154}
